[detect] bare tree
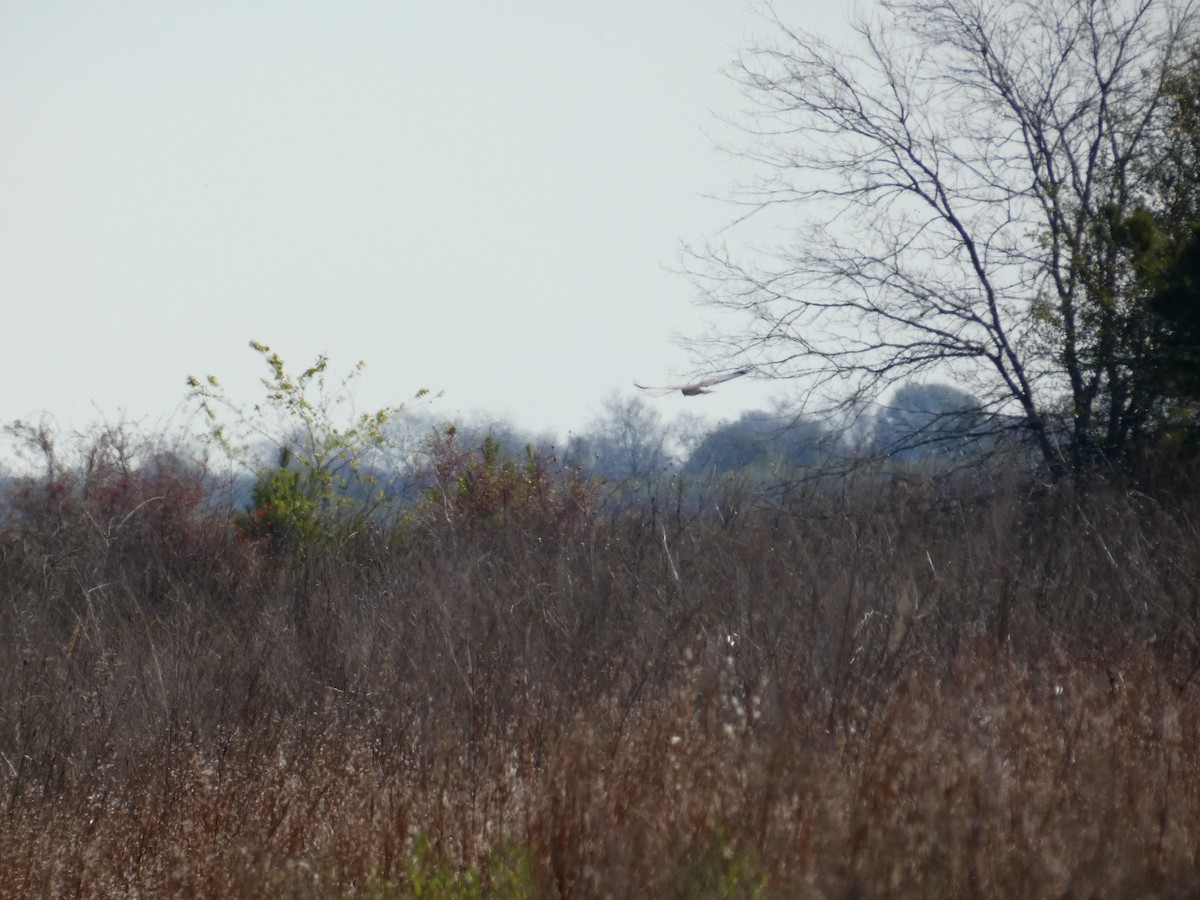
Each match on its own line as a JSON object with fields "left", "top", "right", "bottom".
{"left": 566, "top": 394, "right": 673, "bottom": 479}
{"left": 689, "top": 0, "right": 1199, "bottom": 474}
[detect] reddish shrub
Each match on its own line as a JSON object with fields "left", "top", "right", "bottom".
{"left": 418, "top": 429, "right": 596, "bottom": 533}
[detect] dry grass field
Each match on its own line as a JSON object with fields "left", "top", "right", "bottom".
{"left": 2, "top": 441, "right": 1199, "bottom": 897}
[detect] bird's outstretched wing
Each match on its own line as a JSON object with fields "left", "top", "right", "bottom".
{"left": 634, "top": 368, "right": 751, "bottom": 397}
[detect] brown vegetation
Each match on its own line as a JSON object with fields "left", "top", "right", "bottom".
{"left": 2, "top": 434, "right": 1199, "bottom": 897}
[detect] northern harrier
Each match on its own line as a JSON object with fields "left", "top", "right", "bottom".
{"left": 634, "top": 368, "right": 751, "bottom": 397}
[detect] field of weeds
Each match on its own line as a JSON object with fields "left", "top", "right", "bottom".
{"left": 2, "top": 439, "right": 1199, "bottom": 898}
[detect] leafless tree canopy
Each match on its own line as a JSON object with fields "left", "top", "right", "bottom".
{"left": 690, "top": 0, "right": 1200, "bottom": 473}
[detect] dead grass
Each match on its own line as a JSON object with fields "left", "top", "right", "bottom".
{"left": 2, "top": 456, "right": 1199, "bottom": 897}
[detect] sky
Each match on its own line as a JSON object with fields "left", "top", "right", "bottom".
{"left": 0, "top": 1, "right": 858, "bottom": 450}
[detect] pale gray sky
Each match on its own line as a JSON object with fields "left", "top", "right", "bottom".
{"left": 1, "top": 1, "right": 855, "bottom": 444}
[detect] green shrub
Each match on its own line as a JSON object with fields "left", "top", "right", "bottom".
{"left": 232, "top": 447, "right": 324, "bottom": 553}
{"left": 365, "top": 838, "right": 535, "bottom": 900}
{"left": 669, "top": 828, "right": 771, "bottom": 900}
{"left": 189, "top": 340, "right": 428, "bottom": 555}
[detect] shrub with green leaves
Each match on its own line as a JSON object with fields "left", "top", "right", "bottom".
{"left": 231, "top": 447, "right": 323, "bottom": 552}
{"left": 670, "top": 828, "right": 772, "bottom": 900}
{"left": 188, "top": 340, "right": 428, "bottom": 554}
{"left": 364, "top": 838, "right": 534, "bottom": 900}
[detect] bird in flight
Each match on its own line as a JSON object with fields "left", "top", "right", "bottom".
{"left": 634, "top": 368, "right": 751, "bottom": 397}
